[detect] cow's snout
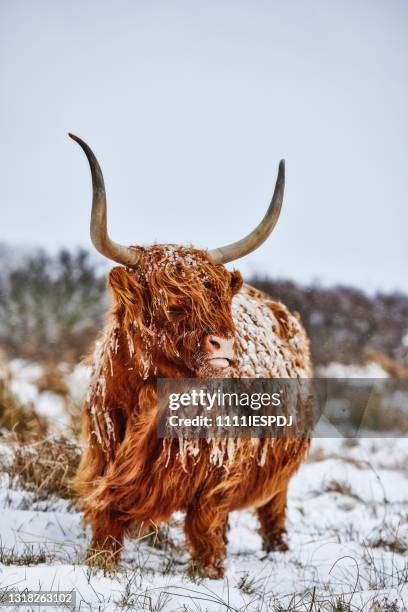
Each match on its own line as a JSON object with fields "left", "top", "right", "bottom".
{"left": 202, "top": 335, "right": 235, "bottom": 369}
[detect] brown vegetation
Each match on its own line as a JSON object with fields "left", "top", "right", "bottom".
{"left": 6, "top": 436, "right": 80, "bottom": 500}
{"left": 0, "top": 376, "right": 48, "bottom": 439}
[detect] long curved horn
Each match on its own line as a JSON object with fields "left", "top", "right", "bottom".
{"left": 68, "top": 133, "right": 139, "bottom": 267}
{"left": 208, "top": 160, "right": 285, "bottom": 264}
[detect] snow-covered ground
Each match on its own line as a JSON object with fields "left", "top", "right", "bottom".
{"left": 0, "top": 360, "right": 407, "bottom": 611}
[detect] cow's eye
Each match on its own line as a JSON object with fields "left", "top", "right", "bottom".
{"left": 167, "top": 307, "right": 185, "bottom": 320}
{"left": 203, "top": 279, "right": 213, "bottom": 290}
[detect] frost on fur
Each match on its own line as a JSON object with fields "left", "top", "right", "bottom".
{"left": 74, "top": 245, "right": 312, "bottom": 576}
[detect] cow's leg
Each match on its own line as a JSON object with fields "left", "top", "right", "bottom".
{"left": 185, "top": 497, "right": 229, "bottom": 579}
{"left": 257, "top": 483, "right": 289, "bottom": 552}
{"left": 86, "top": 510, "right": 126, "bottom": 569}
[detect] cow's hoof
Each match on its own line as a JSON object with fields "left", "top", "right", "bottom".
{"left": 204, "top": 564, "right": 225, "bottom": 579}
{"left": 189, "top": 561, "right": 224, "bottom": 580}
{"left": 262, "top": 534, "right": 289, "bottom": 553}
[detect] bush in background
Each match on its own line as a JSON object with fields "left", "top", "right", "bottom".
{"left": 0, "top": 245, "right": 407, "bottom": 367}
{"left": 250, "top": 277, "right": 408, "bottom": 366}
{"left": 0, "top": 247, "right": 107, "bottom": 362}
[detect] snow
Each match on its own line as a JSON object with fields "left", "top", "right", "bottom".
{"left": 1, "top": 361, "right": 407, "bottom": 609}
{"left": 317, "top": 362, "right": 389, "bottom": 379}
{"left": 65, "top": 364, "right": 91, "bottom": 406}
{"left": 232, "top": 285, "right": 311, "bottom": 378}
{"left": 0, "top": 437, "right": 407, "bottom": 610}
{"left": 7, "top": 360, "right": 43, "bottom": 405}
{"left": 35, "top": 392, "right": 69, "bottom": 427}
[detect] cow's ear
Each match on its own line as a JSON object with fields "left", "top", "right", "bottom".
{"left": 230, "top": 270, "right": 243, "bottom": 295}
{"left": 108, "top": 267, "right": 144, "bottom": 313}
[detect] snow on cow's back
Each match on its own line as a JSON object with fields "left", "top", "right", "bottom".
{"left": 232, "top": 283, "right": 312, "bottom": 378}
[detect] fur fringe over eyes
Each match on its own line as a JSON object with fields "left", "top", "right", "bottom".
{"left": 107, "top": 246, "right": 243, "bottom": 373}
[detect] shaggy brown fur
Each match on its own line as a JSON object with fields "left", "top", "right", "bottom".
{"left": 73, "top": 245, "right": 311, "bottom": 577}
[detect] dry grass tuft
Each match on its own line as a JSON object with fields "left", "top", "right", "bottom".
{"left": 364, "top": 349, "right": 408, "bottom": 379}
{"left": 322, "top": 479, "right": 362, "bottom": 501}
{"left": 369, "top": 533, "right": 408, "bottom": 555}
{"left": 141, "top": 524, "right": 178, "bottom": 552}
{"left": 0, "top": 544, "right": 49, "bottom": 566}
{"left": 7, "top": 436, "right": 81, "bottom": 500}
{"left": 35, "top": 368, "right": 69, "bottom": 396}
{"left": 0, "top": 377, "right": 48, "bottom": 440}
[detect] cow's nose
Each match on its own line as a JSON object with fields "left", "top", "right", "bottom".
{"left": 202, "top": 335, "right": 235, "bottom": 361}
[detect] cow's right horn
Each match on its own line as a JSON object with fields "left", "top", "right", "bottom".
{"left": 69, "top": 133, "right": 139, "bottom": 267}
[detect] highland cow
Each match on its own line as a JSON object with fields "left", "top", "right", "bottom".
{"left": 70, "top": 134, "right": 312, "bottom": 578}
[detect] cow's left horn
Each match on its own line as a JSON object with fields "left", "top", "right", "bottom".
{"left": 208, "top": 160, "right": 285, "bottom": 264}
{"left": 69, "top": 133, "right": 139, "bottom": 267}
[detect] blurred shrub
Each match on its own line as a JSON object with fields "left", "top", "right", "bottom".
{"left": 0, "top": 246, "right": 407, "bottom": 367}
{"left": 0, "top": 247, "right": 107, "bottom": 362}
{"left": 249, "top": 277, "right": 408, "bottom": 366}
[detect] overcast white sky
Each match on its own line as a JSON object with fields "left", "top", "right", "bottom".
{"left": 0, "top": 1, "right": 407, "bottom": 292}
